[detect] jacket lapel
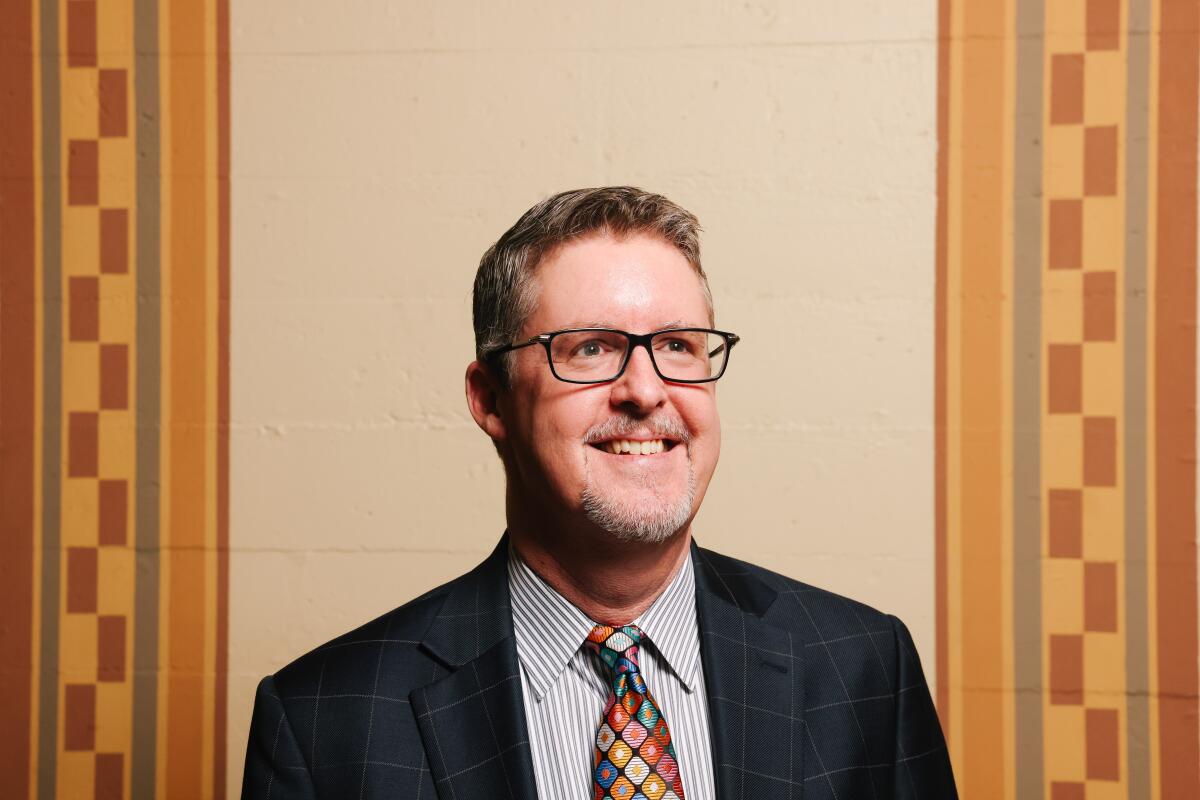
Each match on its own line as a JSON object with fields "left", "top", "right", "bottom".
{"left": 410, "top": 538, "right": 539, "bottom": 800}
{"left": 410, "top": 537, "right": 806, "bottom": 799}
{"left": 694, "top": 545, "right": 806, "bottom": 800}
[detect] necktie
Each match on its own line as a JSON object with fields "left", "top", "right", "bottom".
{"left": 586, "top": 624, "right": 686, "bottom": 800}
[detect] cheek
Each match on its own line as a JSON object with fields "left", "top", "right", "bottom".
{"left": 683, "top": 395, "right": 721, "bottom": 469}
{"left": 528, "top": 397, "right": 593, "bottom": 475}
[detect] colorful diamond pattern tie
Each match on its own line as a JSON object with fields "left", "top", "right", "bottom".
{"left": 586, "top": 624, "right": 685, "bottom": 800}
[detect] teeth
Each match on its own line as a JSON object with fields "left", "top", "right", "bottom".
{"left": 600, "top": 439, "right": 665, "bottom": 455}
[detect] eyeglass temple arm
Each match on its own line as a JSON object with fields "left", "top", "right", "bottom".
{"left": 707, "top": 333, "right": 740, "bottom": 358}
{"left": 482, "top": 335, "right": 547, "bottom": 359}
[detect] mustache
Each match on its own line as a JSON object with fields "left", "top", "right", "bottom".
{"left": 583, "top": 415, "right": 692, "bottom": 445}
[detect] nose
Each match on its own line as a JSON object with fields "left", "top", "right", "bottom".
{"left": 609, "top": 343, "right": 667, "bottom": 414}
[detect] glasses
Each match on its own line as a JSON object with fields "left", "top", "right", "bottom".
{"left": 484, "top": 327, "right": 740, "bottom": 384}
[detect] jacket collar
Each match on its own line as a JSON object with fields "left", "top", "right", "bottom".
{"left": 412, "top": 535, "right": 804, "bottom": 799}
{"left": 418, "top": 537, "right": 516, "bottom": 669}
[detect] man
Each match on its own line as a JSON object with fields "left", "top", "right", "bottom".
{"left": 242, "top": 187, "right": 958, "bottom": 799}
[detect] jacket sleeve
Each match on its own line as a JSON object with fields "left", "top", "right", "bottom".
{"left": 888, "top": 615, "right": 959, "bottom": 799}
{"left": 242, "top": 675, "right": 318, "bottom": 800}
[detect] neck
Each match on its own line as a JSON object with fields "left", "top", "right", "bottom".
{"left": 507, "top": 519, "right": 693, "bottom": 625}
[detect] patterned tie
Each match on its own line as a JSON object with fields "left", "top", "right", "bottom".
{"left": 585, "top": 624, "right": 686, "bottom": 800}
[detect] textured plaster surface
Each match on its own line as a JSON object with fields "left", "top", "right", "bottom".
{"left": 230, "top": 2, "right": 937, "bottom": 793}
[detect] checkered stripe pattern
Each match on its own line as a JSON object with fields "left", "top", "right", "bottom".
{"left": 1044, "top": 0, "right": 1125, "bottom": 795}
{"left": 587, "top": 625, "right": 685, "bottom": 800}
{"left": 62, "top": 1, "right": 134, "bottom": 797}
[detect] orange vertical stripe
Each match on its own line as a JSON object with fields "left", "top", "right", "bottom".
{"left": 165, "top": 0, "right": 209, "bottom": 793}
{"left": 956, "top": 0, "right": 1008, "bottom": 794}
{"left": 214, "top": 0, "right": 232, "bottom": 793}
{"left": 0, "top": 0, "right": 36, "bottom": 790}
{"left": 1155, "top": 0, "right": 1200, "bottom": 795}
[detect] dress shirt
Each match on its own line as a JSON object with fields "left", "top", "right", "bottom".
{"left": 508, "top": 546, "right": 716, "bottom": 800}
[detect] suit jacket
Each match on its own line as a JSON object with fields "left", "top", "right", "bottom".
{"left": 242, "top": 537, "right": 958, "bottom": 799}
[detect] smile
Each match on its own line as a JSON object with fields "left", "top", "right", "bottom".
{"left": 588, "top": 438, "right": 677, "bottom": 456}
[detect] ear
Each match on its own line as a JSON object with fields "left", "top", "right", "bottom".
{"left": 465, "top": 359, "right": 508, "bottom": 442}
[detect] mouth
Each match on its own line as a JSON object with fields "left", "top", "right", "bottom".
{"left": 587, "top": 438, "right": 680, "bottom": 456}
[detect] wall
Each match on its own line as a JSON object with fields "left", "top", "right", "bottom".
{"left": 229, "top": 3, "right": 939, "bottom": 796}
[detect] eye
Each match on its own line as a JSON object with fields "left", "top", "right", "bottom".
{"left": 572, "top": 339, "right": 611, "bottom": 358}
{"left": 655, "top": 336, "right": 698, "bottom": 356}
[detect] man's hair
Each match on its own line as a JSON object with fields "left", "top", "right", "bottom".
{"left": 472, "top": 186, "right": 713, "bottom": 385}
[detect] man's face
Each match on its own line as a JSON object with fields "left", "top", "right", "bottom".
{"left": 498, "top": 232, "right": 721, "bottom": 543}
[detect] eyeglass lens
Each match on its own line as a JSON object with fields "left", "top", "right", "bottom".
{"left": 548, "top": 330, "right": 728, "bottom": 382}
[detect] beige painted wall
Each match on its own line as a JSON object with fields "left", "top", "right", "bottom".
{"left": 229, "top": 1, "right": 937, "bottom": 793}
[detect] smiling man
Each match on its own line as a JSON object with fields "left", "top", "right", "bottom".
{"left": 242, "top": 187, "right": 958, "bottom": 799}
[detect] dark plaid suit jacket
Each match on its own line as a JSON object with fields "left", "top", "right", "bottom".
{"left": 242, "top": 537, "right": 957, "bottom": 799}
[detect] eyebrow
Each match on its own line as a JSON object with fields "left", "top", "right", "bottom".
{"left": 560, "top": 320, "right": 694, "bottom": 331}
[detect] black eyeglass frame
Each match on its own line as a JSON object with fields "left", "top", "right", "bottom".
{"left": 482, "top": 327, "right": 741, "bottom": 385}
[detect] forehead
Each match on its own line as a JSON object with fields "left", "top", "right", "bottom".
{"left": 526, "top": 232, "right": 711, "bottom": 332}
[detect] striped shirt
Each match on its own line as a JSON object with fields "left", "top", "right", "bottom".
{"left": 508, "top": 547, "right": 716, "bottom": 800}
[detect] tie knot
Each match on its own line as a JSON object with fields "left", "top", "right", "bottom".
{"left": 585, "top": 624, "right": 644, "bottom": 675}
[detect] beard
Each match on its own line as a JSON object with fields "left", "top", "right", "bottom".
{"left": 580, "top": 462, "right": 695, "bottom": 544}
{"left": 579, "top": 415, "right": 696, "bottom": 544}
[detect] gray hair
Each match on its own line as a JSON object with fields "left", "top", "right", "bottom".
{"left": 472, "top": 187, "right": 713, "bottom": 385}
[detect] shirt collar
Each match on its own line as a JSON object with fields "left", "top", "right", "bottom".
{"left": 507, "top": 545, "right": 702, "bottom": 702}
{"left": 632, "top": 549, "right": 702, "bottom": 694}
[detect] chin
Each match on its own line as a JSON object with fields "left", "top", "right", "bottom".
{"left": 579, "top": 479, "right": 695, "bottom": 544}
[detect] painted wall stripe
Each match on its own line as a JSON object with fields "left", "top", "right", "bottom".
{"left": 165, "top": 0, "right": 212, "bottom": 791}
{"left": 214, "top": 0, "right": 232, "bottom": 794}
{"left": 36, "top": 0, "right": 64, "bottom": 794}
{"left": 131, "top": 0, "right": 162, "bottom": 794}
{"left": 1012, "top": 0, "right": 1045, "bottom": 796}
{"left": 1123, "top": 0, "right": 1152, "bottom": 795}
{"left": 956, "top": 3, "right": 1009, "bottom": 796}
{"left": 935, "top": 0, "right": 951, "bottom": 739}
{"left": 1154, "top": 0, "right": 1200, "bottom": 795}
{"left": 0, "top": 0, "right": 37, "bottom": 797}
{"left": 938, "top": 0, "right": 1199, "bottom": 795}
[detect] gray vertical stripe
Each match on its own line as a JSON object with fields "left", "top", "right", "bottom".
{"left": 36, "top": 0, "right": 62, "bottom": 796}
{"left": 508, "top": 551, "right": 714, "bottom": 800}
{"left": 1012, "top": 0, "right": 1045, "bottom": 797}
{"left": 132, "top": 0, "right": 162, "bottom": 795}
{"left": 1123, "top": 1, "right": 1152, "bottom": 796}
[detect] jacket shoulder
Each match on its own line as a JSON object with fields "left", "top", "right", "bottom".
{"left": 696, "top": 546, "right": 900, "bottom": 643}
{"left": 270, "top": 577, "right": 457, "bottom": 702}
{"left": 245, "top": 578, "right": 463, "bottom": 798}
